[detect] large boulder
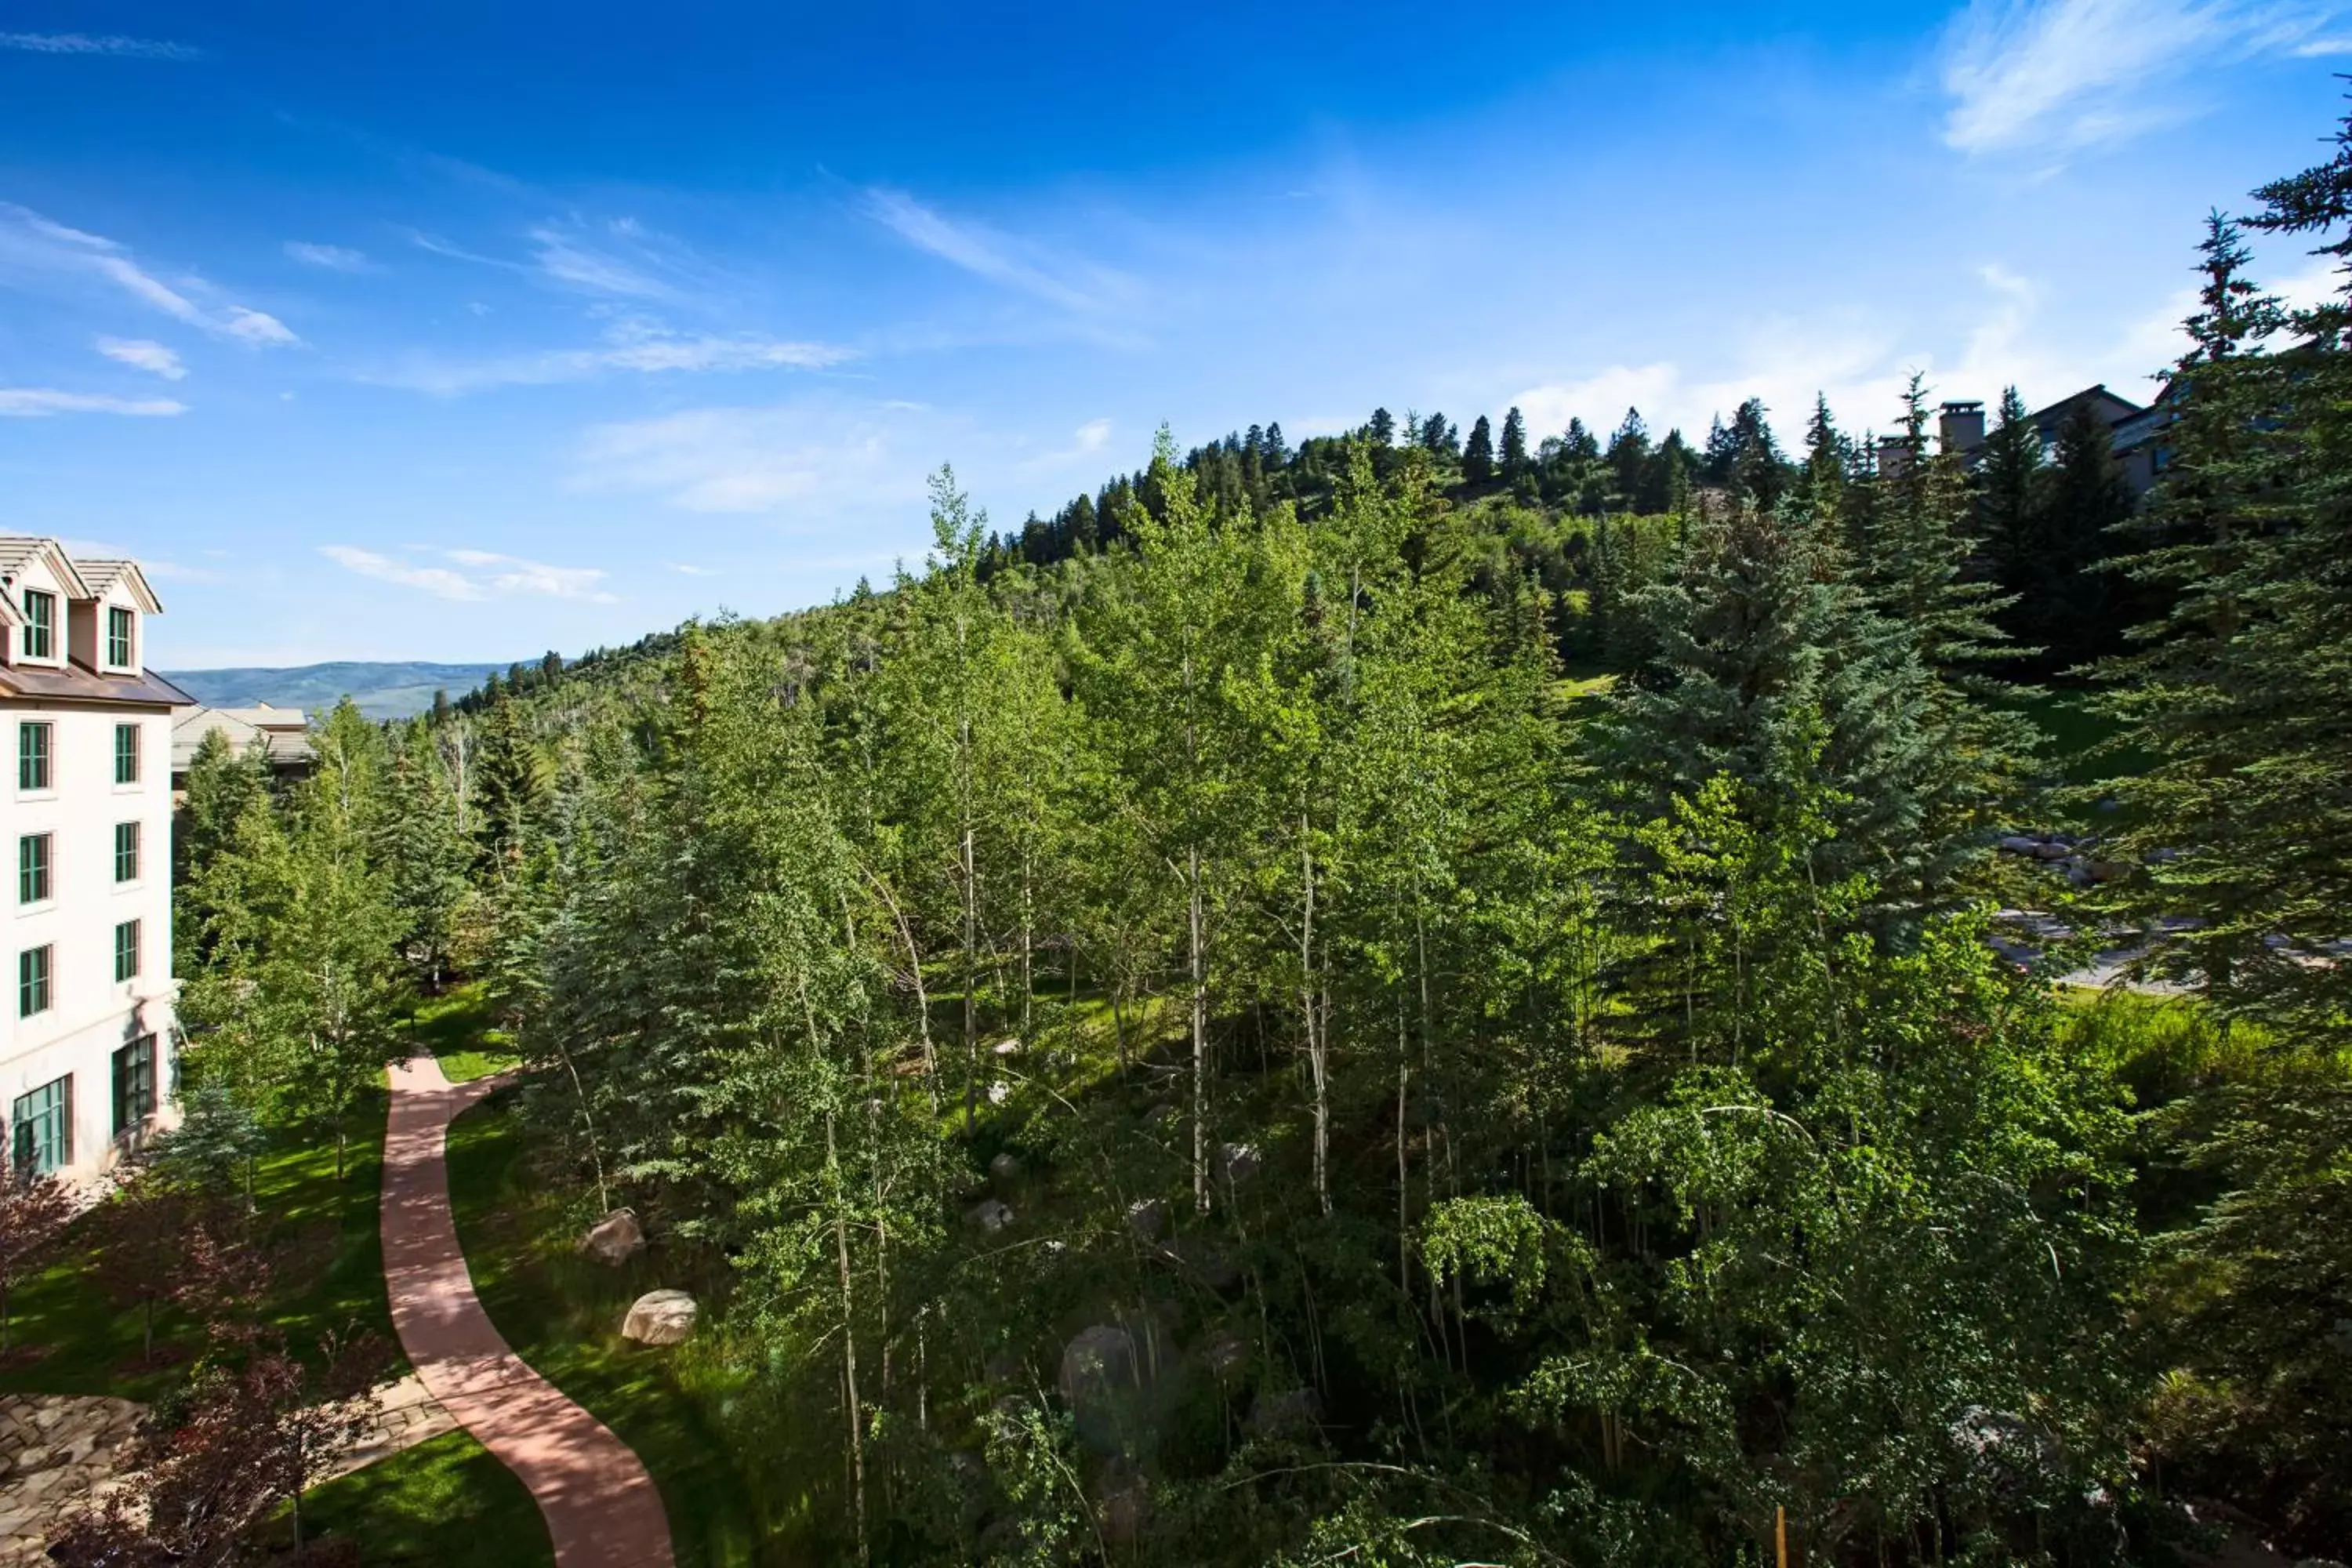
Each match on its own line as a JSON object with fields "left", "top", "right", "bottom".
{"left": 621, "top": 1290, "right": 697, "bottom": 1346}
{"left": 1126, "top": 1198, "right": 1167, "bottom": 1242}
{"left": 988, "top": 1152, "right": 1022, "bottom": 1182}
{"left": 967, "top": 1199, "right": 1015, "bottom": 1233}
{"left": 1151, "top": 1238, "right": 1240, "bottom": 1292}
{"left": 1058, "top": 1324, "right": 1138, "bottom": 1415}
{"left": 1216, "top": 1143, "right": 1261, "bottom": 1185}
{"left": 1098, "top": 1465, "right": 1150, "bottom": 1548}
{"left": 577, "top": 1208, "right": 645, "bottom": 1266}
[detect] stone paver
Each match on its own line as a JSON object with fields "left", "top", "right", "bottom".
{"left": 318, "top": 1372, "right": 463, "bottom": 1482}
{"left": 0, "top": 1375, "right": 462, "bottom": 1562}
{"left": 382, "top": 1056, "right": 673, "bottom": 1568}
{"left": 0, "top": 1394, "right": 143, "bottom": 1567}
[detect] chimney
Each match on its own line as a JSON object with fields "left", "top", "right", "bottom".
{"left": 1876, "top": 436, "right": 1911, "bottom": 478}
{"left": 1938, "top": 400, "right": 1986, "bottom": 456}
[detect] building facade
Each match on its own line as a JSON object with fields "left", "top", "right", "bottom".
{"left": 1918, "top": 383, "right": 2180, "bottom": 499}
{"left": 170, "top": 703, "right": 314, "bottom": 797}
{"left": 0, "top": 539, "right": 187, "bottom": 1183}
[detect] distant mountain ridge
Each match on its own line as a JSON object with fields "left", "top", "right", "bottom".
{"left": 165, "top": 661, "right": 509, "bottom": 720}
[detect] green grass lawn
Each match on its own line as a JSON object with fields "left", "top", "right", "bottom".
{"left": 0, "top": 1090, "right": 403, "bottom": 1400}
{"left": 286, "top": 1428, "right": 554, "bottom": 1566}
{"left": 2002, "top": 687, "right": 2155, "bottom": 794}
{"left": 401, "top": 982, "right": 521, "bottom": 1083}
{"left": 445, "top": 1089, "right": 781, "bottom": 1566}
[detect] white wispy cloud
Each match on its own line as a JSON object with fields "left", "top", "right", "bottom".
{"left": 1940, "top": 0, "right": 2342, "bottom": 154}
{"left": 444, "top": 549, "right": 620, "bottom": 602}
{"left": 0, "top": 203, "right": 299, "bottom": 345}
{"left": 1019, "top": 417, "right": 1115, "bottom": 470}
{"left": 96, "top": 336, "right": 187, "bottom": 379}
{"left": 527, "top": 225, "right": 676, "bottom": 300}
{"left": 284, "top": 241, "right": 372, "bottom": 272}
{"left": 408, "top": 217, "right": 712, "bottom": 303}
{"left": 576, "top": 398, "right": 941, "bottom": 514}
{"left": 368, "top": 318, "right": 854, "bottom": 395}
{"left": 318, "top": 545, "right": 619, "bottom": 603}
{"left": 318, "top": 546, "right": 483, "bottom": 600}
{"left": 0, "top": 387, "right": 186, "bottom": 416}
{"left": 862, "top": 187, "right": 1139, "bottom": 319}
{"left": 1510, "top": 261, "right": 2177, "bottom": 449}
{"left": 0, "top": 31, "right": 204, "bottom": 60}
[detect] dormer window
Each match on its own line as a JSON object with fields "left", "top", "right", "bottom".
{"left": 21, "top": 590, "right": 54, "bottom": 661}
{"left": 106, "top": 606, "right": 135, "bottom": 669}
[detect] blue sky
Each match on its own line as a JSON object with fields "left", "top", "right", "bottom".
{"left": 1, "top": 0, "right": 2345, "bottom": 668}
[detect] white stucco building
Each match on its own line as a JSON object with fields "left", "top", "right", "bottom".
{"left": 0, "top": 538, "right": 186, "bottom": 1183}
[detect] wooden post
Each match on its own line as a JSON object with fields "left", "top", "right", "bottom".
{"left": 1776, "top": 1505, "right": 1789, "bottom": 1568}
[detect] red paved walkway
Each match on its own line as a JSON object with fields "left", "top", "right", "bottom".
{"left": 380, "top": 1057, "right": 675, "bottom": 1568}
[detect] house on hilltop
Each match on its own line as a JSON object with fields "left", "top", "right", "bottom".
{"left": 170, "top": 703, "right": 314, "bottom": 795}
{"left": 0, "top": 537, "right": 185, "bottom": 1182}
{"left": 1903, "top": 383, "right": 2180, "bottom": 496}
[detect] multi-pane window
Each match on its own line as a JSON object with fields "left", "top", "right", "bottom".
{"left": 17, "top": 945, "right": 51, "bottom": 1018}
{"left": 11, "top": 1076, "right": 71, "bottom": 1177}
{"left": 114, "top": 822, "right": 139, "bottom": 883}
{"left": 20, "top": 590, "right": 53, "bottom": 660}
{"left": 106, "top": 606, "right": 134, "bottom": 668}
{"left": 112, "top": 1036, "right": 155, "bottom": 1135}
{"left": 17, "top": 833, "right": 49, "bottom": 905}
{"left": 114, "top": 723, "right": 139, "bottom": 784}
{"left": 17, "top": 722, "right": 49, "bottom": 791}
{"left": 114, "top": 919, "right": 140, "bottom": 982}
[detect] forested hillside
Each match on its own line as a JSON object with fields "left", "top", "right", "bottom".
{"left": 155, "top": 119, "right": 2352, "bottom": 1566}
{"left": 167, "top": 661, "right": 515, "bottom": 720}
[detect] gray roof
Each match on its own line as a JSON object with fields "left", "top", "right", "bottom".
{"left": 0, "top": 536, "right": 91, "bottom": 598}
{"left": 171, "top": 705, "right": 314, "bottom": 773}
{"left": 71, "top": 558, "right": 163, "bottom": 612}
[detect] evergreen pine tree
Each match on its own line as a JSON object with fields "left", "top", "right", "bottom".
{"left": 1640, "top": 428, "right": 1693, "bottom": 514}
{"left": 2096, "top": 216, "right": 2314, "bottom": 1015}
{"left": 1613, "top": 503, "right": 1960, "bottom": 915}
{"left": 1499, "top": 406, "right": 1530, "bottom": 481}
{"left": 376, "top": 718, "right": 470, "bottom": 988}
{"left": 1606, "top": 407, "right": 1650, "bottom": 506}
{"left": 1975, "top": 386, "right": 2044, "bottom": 650}
{"left": 1463, "top": 415, "right": 1496, "bottom": 485}
{"left": 472, "top": 692, "right": 545, "bottom": 875}
{"left": 1799, "top": 393, "right": 1849, "bottom": 525}
{"left": 2035, "top": 398, "right": 2132, "bottom": 671}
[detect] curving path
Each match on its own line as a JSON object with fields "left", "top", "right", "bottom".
{"left": 380, "top": 1057, "right": 674, "bottom": 1568}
